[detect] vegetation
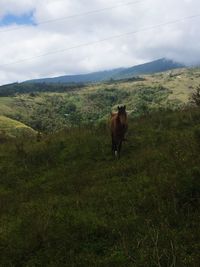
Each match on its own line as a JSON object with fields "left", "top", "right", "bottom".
{"left": 3, "top": 85, "right": 179, "bottom": 133}
{"left": 0, "top": 82, "right": 85, "bottom": 97}
{"left": 191, "top": 85, "right": 200, "bottom": 107}
{"left": 0, "top": 115, "right": 36, "bottom": 139}
{"left": 0, "top": 108, "right": 200, "bottom": 266}
{"left": 1, "top": 67, "right": 200, "bottom": 134}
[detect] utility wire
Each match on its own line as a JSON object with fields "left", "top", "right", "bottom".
{"left": 1, "top": 13, "right": 200, "bottom": 68}
{"left": 0, "top": 0, "right": 146, "bottom": 33}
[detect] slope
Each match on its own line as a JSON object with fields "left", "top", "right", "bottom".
{"left": 0, "top": 108, "right": 199, "bottom": 266}
{"left": 0, "top": 115, "right": 36, "bottom": 138}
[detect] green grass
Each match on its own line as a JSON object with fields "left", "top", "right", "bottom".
{"left": 0, "top": 115, "right": 36, "bottom": 138}
{"left": 0, "top": 97, "right": 15, "bottom": 115}
{"left": 0, "top": 108, "right": 200, "bottom": 266}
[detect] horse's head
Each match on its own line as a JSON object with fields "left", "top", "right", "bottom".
{"left": 117, "top": 105, "right": 127, "bottom": 125}
{"left": 118, "top": 105, "right": 126, "bottom": 114}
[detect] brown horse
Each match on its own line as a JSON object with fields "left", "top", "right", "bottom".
{"left": 110, "top": 105, "right": 128, "bottom": 158}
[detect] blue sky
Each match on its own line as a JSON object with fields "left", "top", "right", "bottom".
{"left": 0, "top": 12, "right": 34, "bottom": 26}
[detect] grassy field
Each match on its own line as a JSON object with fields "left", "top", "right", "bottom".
{"left": 0, "top": 108, "right": 200, "bottom": 266}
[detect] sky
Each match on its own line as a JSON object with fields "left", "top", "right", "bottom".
{"left": 0, "top": 0, "right": 200, "bottom": 85}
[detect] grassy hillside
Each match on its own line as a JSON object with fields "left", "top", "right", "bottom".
{"left": 0, "top": 97, "right": 15, "bottom": 115}
{"left": 0, "top": 108, "right": 200, "bottom": 266}
{"left": 0, "top": 115, "right": 36, "bottom": 138}
{"left": 0, "top": 67, "right": 200, "bottom": 136}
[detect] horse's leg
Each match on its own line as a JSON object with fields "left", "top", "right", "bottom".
{"left": 112, "top": 137, "right": 117, "bottom": 158}
{"left": 111, "top": 134, "right": 115, "bottom": 154}
{"left": 117, "top": 140, "right": 122, "bottom": 159}
{"left": 113, "top": 141, "right": 118, "bottom": 158}
{"left": 114, "top": 149, "right": 118, "bottom": 158}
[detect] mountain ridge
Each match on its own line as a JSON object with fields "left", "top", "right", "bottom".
{"left": 23, "top": 58, "right": 185, "bottom": 85}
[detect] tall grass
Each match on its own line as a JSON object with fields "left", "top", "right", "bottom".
{"left": 0, "top": 108, "right": 200, "bottom": 266}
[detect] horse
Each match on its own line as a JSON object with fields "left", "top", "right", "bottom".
{"left": 110, "top": 105, "right": 128, "bottom": 158}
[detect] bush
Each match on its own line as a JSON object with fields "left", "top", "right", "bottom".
{"left": 190, "top": 85, "right": 200, "bottom": 107}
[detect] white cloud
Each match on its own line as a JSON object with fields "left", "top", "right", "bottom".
{"left": 0, "top": 0, "right": 200, "bottom": 85}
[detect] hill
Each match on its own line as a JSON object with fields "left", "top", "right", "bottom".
{"left": 0, "top": 108, "right": 199, "bottom": 266}
{"left": 1, "top": 67, "right": 200, "bottom": 134}
{"left": 0, "top": 115, "right": 36, "bottom": 138}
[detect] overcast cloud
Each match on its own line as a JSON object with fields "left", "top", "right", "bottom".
{"left": 0, "top": 0, "right": 200, "bottom": 85}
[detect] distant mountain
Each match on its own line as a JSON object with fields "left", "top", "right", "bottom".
{"left": 113, "top": 58, "right": 185, "bottom": 79}
{"left": 25, "top": 68, "right": 125, "bottom": 84}
{"left": 24, "top": 58, "right": 185, "bottom": 85}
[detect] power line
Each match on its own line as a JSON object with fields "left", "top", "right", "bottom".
{"left": 1, "top": 13, "right": 200, "bottom": 68}
{"left": 0, "top": 0, "right": 147, "bottom": 33}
